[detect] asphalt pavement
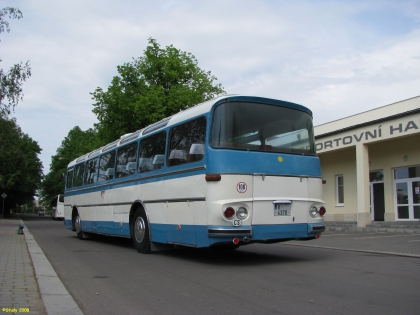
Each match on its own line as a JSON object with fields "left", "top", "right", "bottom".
{"left": 1, "top": 214, "right": 419, "bottom": 315}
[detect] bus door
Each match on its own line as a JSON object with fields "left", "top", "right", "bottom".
{"left": 252, "top": 174, "right": 309, "bottom": 225}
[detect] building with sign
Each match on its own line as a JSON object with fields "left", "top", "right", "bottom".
{"left": 314, "top": 96, "right": 420, "bottom": 227}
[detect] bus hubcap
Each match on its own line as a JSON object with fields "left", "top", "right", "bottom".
{"left": 134, "top": 217, "right": 146, "bottom": 243}
{"left": 75, "top": 216, "right": 81, "bottom": 234}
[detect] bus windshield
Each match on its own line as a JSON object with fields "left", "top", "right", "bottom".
{"left": 211, "top": 101, "right": 315, "bottom": 155}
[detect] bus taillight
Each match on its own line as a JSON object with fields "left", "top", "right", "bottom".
{"left": 319, "top": 206, "right": 326, "bottom": 217}
{"left": 224, "top": 207, "right": 235, "bottom": 219}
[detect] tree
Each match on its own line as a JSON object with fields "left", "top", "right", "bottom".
{"left": 0, "top": 116, "right": 42, "bottom": 216}
{"left": 92, "top": 38, "right": 225, "bottom": 143}
{"left": 0, "top": 7, "right": 31, "bottom": 116}
{"left": 39, "top": 126, "right": 100, "bottom": 204}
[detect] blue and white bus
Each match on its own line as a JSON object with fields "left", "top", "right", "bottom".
{"left": 64, "top": 95, "right": 326, "bottom": 253}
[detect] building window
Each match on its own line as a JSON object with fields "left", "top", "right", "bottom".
{"left": 336, "top": 175, "right": 344, "bottom": 205}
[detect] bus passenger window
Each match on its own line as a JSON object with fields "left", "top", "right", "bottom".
{"left": 138, "top": 131, "right": 166, "bottom": 173}
{"left": 73, "top": 163, "right": 85, "bottom": 187}
{"left": 98, "top": 151, "right": 116, "bottom": 182}
{"left": 84, "top": 157, "right": 99, "bottom": 185}
{"left": 116, "top": 142, "right": 137, "bottom": 178}
{"left": 168, "top": 116, "right": 206, "bottom": 167}
{"left": 66, "top": 168, "right": 74, "bottom": 188}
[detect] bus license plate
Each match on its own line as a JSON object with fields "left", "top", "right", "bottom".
{"left": 274, "top": 204, "right": 291, "bottom": 216}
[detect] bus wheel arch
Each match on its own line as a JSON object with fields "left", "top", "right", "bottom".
{"left": 130, "top": 202, "right": 151, "bottom": 254}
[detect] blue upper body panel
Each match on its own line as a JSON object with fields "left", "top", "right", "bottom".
{"left": 205, "top": 147, "right": 321, "bottom": 177}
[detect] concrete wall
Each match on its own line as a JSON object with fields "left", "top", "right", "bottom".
{"left": 319, "top": 147, "right": 357, "bottom": 221}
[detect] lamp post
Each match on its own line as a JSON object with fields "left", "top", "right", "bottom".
{"left": 1, "top": 193, "right": 7, "bottom": 219}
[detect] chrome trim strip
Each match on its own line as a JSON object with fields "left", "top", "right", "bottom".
{"left": 66, "top": 198, "right": 206, "bottom": 208}
{"left": 144, "top": 197, "right": 206, "bottom": 204}
{"left": 208, "top": 228, "right": 252, "bottom": 237}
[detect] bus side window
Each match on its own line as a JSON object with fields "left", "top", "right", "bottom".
{"left": 84, "top": 157, "right": 99, "bottom": 185}
{"left": 98, "top": 151, "right": 116, "bottom": 182}
{"left": 138, "top": 131, "right": 166, "bottom": 173}
{"left": 66, "top": 168, "right": 74, "bottom": 189}
{"left": 73, "top": 163, "right": 85, "bottom": 187}
{"left": 168, "top": 116, "right": 206, "bottom": 167}
{"left": 116, "top": 142, "right": 137, "bottom": 178}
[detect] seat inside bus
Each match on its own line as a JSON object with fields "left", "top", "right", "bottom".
{"left": 168, "top": 150, "right": 188, "bottom": 166}
{"left": 187, "top": 144, "right": 204, "bottom": 162}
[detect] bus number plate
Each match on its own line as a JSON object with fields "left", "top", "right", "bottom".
{"left": 274, "top": 204, "right": 291, "bottom": 216}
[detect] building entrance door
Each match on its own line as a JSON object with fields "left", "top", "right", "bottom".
{"left": 371, "top": 182, "right": 385, "bottom": 221}
{"left": 394, "top": 166, "right": 420, "bottom": 221}
{"left": 370, "top": 171, "right": 384, "bottom": 221}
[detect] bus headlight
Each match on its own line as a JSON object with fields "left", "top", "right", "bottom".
{"left": 236, "top": 207, "right": 248, "bottom": 220}
{"left": 309, "top": 206, "right": 318, "bottom": 218}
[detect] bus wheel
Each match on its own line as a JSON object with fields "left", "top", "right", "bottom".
{"left": 132, "top": 209, "right": 151, "bottom": 254}
{"left": 74, "top": 214, "right": 85, "bottom": 240}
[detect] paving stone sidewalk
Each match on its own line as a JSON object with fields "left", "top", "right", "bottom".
{"left": 0, "top": 219, "right": 46, "bottom": 315}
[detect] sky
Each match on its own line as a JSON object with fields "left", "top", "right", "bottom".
{"left": 1, "top": 0, "right": 420, "bottom": 174}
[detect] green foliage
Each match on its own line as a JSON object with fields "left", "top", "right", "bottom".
{"left": 38, "top": 126, "right": 101, "bottom": 204}
{"left": 0, "top": 116, "right": 43, "bottom": 216}
{"left": 0, "top": 7, "right": 22, "bottom": 34}
{"left": 92, "top": 38, "right": 225, "bottom": 143}
{"left": 0, "top": 7, "right": 31, "bottom": 116}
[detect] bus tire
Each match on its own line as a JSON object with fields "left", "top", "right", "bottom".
{"left": 132, "top": 208, "right": 151, "bottom": 254}
{"left": 74, "top": 213, "right": 85, "bottom": 240}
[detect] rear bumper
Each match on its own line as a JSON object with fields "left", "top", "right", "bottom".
{"left": 207, "top": 222, "right": 325, "bottom": 244}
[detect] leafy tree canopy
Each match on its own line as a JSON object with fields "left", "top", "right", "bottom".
{"left": 0, "top": 7, "right": 31, "bottom": 116}
{"left": 38, "top": 126, "right": 100, "bottom": 205}
{"left": 91, "top": 38, "right": 225, "bottom": 144}
{"left": 0, "top": 116, "right": 42, "bottom": 216}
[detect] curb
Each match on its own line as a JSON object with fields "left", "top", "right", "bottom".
{"left": 22, "top": 220, "right": 84, "bottom": 315}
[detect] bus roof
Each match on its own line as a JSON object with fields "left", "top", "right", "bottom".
{"left": 67, "top": 95, "right": 311, "bottom": 167}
